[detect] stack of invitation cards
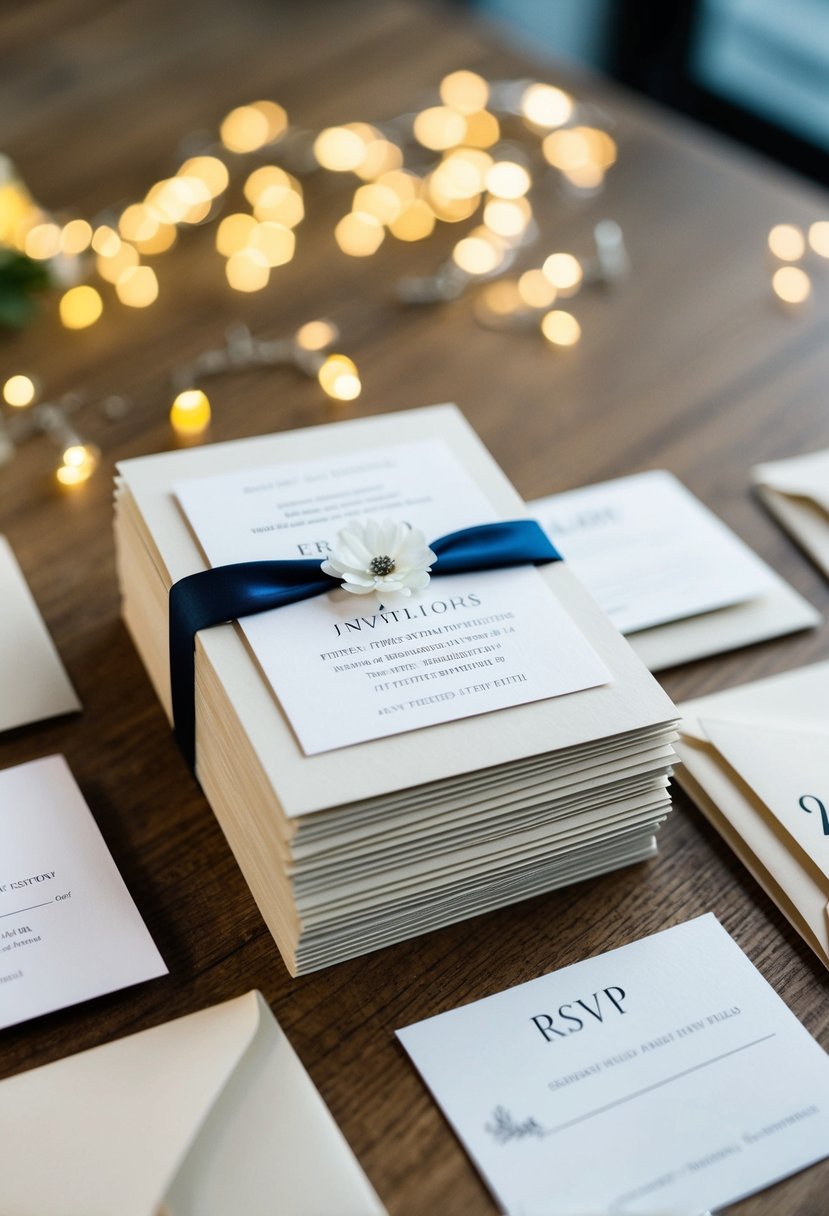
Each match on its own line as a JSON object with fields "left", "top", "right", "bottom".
{"left": 0, "top": 991, "right": 385, "bottom": 1215}
{"left": 530, "top": 470, "right": 819, "bottom": 672}
{"left": 675, "top": 662, "right": 829, "bottom": 967}
{"left": 754, "top": 449, "right": 829, "bottom": 579}
{"left": 115, "top": 405, "right": 679, "bottom": 975}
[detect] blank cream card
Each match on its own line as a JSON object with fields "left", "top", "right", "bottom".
{"left": 754, "top": 449, "right": 829, "bottom": 577}
{"left": 0, "top": 535, "right": 80, "bottom": 732}
{"left": 0, "top": 754, "right": 167, "bottom": 1028}
{"left": 398, "top": 915, "right": 829, "bottom": 1216}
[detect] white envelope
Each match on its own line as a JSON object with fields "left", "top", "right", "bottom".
{"left": 675, "top": 662, "right": 829, "bottom": 967}
{"left": 0, "top": 991, "right": 385, "bottom": 1216}
{"left": 753, "top": 448, "right": 829, "bottom": 578}
{"left": 0, "top": 534, "right": 80, "bottom": 731}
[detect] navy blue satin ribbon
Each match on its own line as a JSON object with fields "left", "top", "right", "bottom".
{"left": 169, "top": 520, "right": 562, "bottom": 769}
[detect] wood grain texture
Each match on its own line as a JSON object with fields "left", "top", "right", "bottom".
{"left": 1, "top": 2, "right": 829, "bottom": 1212}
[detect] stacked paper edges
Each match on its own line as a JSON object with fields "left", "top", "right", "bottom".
{"left": 114, "top": 404, "right": 679, "bottom": 975}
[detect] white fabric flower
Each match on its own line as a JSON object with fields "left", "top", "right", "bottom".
{"left": 321, "top": 518, "right": 436, "bottom": 597}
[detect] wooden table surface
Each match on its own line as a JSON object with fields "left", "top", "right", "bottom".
{"left": 2, "top": 2, "right": 829, "bottom": 1212}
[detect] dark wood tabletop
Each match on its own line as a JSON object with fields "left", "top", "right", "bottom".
{"left": 2, "top": 2, "right": 829, "bottom": 1212}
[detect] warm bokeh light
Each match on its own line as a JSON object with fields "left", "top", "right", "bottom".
{"left": 352, "top": 183, "right": 402, "bottom": 225}
{"left": 561, "top": 162, "right": 605, "bottom": 190}
{"left": 115, "top": 265, "right": 159, "bottom": 307}
{"left": 478, "top": 279, "right": 524, "bottom": 316}
{"left": 413, "top": 106, "right": 466, "bottom": 151}
{"left": 461, "top": 111, "right": 500, "bottom": 149}
{"left": 518, "top": 268, "right": 557, "bottom": 308}
{"left": 542, "top": 309, "right": 581, "bottom": 347}
{"left": 170, "top": 388, "right": 211, "bottom": 435}
{"left": 3, "top": 375, "right": 36, "bottom": 408}
{"left": 378, "top": 170, "right": 419, "bottom": 202}
{"left": 318, "top": 354, "right": 361, "bottom": 401}
{"left": 440, "top": 70, "right": 489, "bottom": 114}
{"left": 354, "top": 139, "right": 404, "bottom": 182}
{"left": 426, "top": 181, "right": 479, "bottom": 223}
{"left": 388, "top": 198, "right": 435, "bottom": 241}
{"left": 216, "top": 213, "right": 257, "bottom": 256}
{"left": 483, "top": 197, "right": 531, "bottom": 239}
{"left": 295, "top": 319, "right": 338, "bottom": 350}
{"left": 452, "top": 228, "right": 504, "bottom": 275}
{"left": 59, "top": 219, "right": 93, "bottom": 256}
{"left": 485, "top": 161, "right": 531, "bottom": 199}
{"left": 220, "top": 101, "right": 286, "bottom": 153}
{"left": 244, "top": 165, "right": 291, "bottom": 205}
{"left": 119, "top": 204, "right": 159, "bottom": 244}
{"left": 521, "top": 83, "right": 573, "bottom": 128}
{"left": 96, "top": 241, "right": 139, "bottom": 284}
{"left": 431, "top": 153, "right": 485, "bottom": 201}
{"left": 24, "top": 222, "right": 61, "bottom": 260}
{"left": 56, "top": 443, "right": 99, "bottom": 486}
{"left": 808, "top": 220, "right": 829, "bottom": 257}
{"left": 542, "top": 252, "right": 583, "bottom": 294}
{"left": 335, "top": 211, "right": 384, "bottom": 256}
{"left": 179, "top": 156, "right": 229, "bottom": 198}
{"left": 91, "top": 225, "right": 121, "bottom": 257}
{"left": 134, "top": 221, "right": 177, "bottom": 255}
{"left": 772, "top": 265, "right": 811, "bottom": 304}
{"left": 768, "top": 224, "right": 806, "bottom": 261}
{"left": 254, "top": 185, "right": 304, "bottom": 227}
{"left": 146, "top": 176, "right": 212, "bottom": 225}
{"left": 59, "top": 285, "right": 103, "bottom": 329}
{"left": 225, "top": 248, "right": 270, "bottom": 291}
{"left": 314, "top": 126, "right": 366, "bottom": 172}
{"left": 248, "top": 221, "right": 295, "bottom": 267}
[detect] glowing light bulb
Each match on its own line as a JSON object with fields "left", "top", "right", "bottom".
{"left": 542, "top": 309, "right": 581, "bottom": 347}
{"left": 483, "top": 197, "right": 531, "bottom": 239}
{"left": 119, "top": 204, "right": 159, "bottom": 244}
{"left": 808, "top": 221, "right": 829, "bottom": 257}
{"left": 431, "top": 154, "right": 484, "bottom": 202}
{"left": 313, "top": 127, "right": 366, "bottom": 172}
{"left": 216, "top": 213, "right": 257, "bottom": 257}
{"left": 352, "top": 184, "right": 402, "bottom": 225}
{"left": 170, "top": 389, "right": 211, "bottom": 435}
{"left": 334, "top": 211, "right": 384, "bottom": 256}
{"left": 3, "top": 375, "right": 36, "bottom": 407}
{"left": 462, "top": 111, "right": 500, "bottom": 149}
{"left": 248, "top": 221, "right": 295, "bottom": 267}
{"left": 354, "top": 139, "right": 403, "bottom": 181}
{"left": 768, "top": 224, "right": 805, "bottom": 261}
{"left": 772, "top": 265, "right": 811, "bottom": 304}
{"left": 413, "top": 106, "right": 466, "bottom": 151}
{"left": 96, "top": 241, "right": 139, "bottom": 284}
{"left": 378, "top": 170, "right": 418, "bottom": 201}
{"left": 295, "top": 319, "right": 338, "bottom": 351}
{"left": 56, "top": 443, "right": 99, "bottom": 486}
{"left": 318, "top": 354, "right": 361, "bottom": 400}
{"left": 244, "top": 165, "right": 291, "bottom": 205}
{"left": 485, "top": 161, "right": 531, "bottom": 199}
{"left": 59, "top": 219, "right": 93, "bottom": 255}
{"left": 521, "top": 83, "right": 573, "bottom": 129}
{"left": 225, "top": 248, "right": 270, "bottom": 291}
{"left": 440, "top": 70, "right": 489, "bottom": 114}
{"left": 91, "top": 225, "right": 121, "bottom": 257}
{"left": 115, "top": 265, "right": 159, "bottom": 307}
{"left": 59, "top": 285, "right": 103, "bottom": 329}
{"left": 542, "top": 252, "right": 583, "bottom": 295}
{"left": 178, "top": 156, "right": 229, "bottom": 198}
{"left": 221, "top": 102, "right": 286, "bottom": 153}
{"left": 134, "top": 222, "right": 177, "bottom": 254}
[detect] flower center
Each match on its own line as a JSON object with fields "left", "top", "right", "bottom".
{"left": 369, "top": 554, "right": 395, "bottom": 576}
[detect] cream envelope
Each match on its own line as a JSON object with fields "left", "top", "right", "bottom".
{"left": 0, "top": 991, "right": 385, "bottom": 1216}
{"left": 675, "top": 661, "right": 829, "bottom": 967}
{"left": 754, "top": 449, "right": 829, "bottom": 578}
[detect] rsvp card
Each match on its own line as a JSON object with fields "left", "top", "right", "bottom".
{"left": 397, "top": 915, "right": 829, "bottom": 1215}
{"left": 176, "top": 439, "right": 611, "bottom": 754}
{"left": 0, "top": 535, "right": 80, "bottom": 732}
{"left": 531, "top": 470, "right": 778, "bottom": 634}
{"left": 0, "top": 755, "right": 167, "bottom": 1028}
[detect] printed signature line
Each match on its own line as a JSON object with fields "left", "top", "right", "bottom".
{"left": 545, "top": 1033, "right": 777, "bottom": 1137}
{"left": 0, "top": 900, "right": 53, "bottom": 919}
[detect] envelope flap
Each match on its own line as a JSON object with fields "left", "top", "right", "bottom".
{"left": 678, "top": 660, "right": 829, "bottom": 742}
{"left": 0, "top": 990, "right": 261, "bottom": 1216}
{"left": 701, "top": 717, "right": 829, "bottom": 883}
{"left": 755, "top": 452, "right": 829, "bottom": 512}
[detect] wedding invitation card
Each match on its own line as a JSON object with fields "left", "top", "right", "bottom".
{"left": 676, "top": 661, "right": 829, "bottom": 967}
{"left": 0, "top": 535, "right": 80, "bottom": 732}
{"left": 398, "top": 915, "right": 829, "bottom": 1215}
{"left": 0, "top": 991, "right": 385, "bottom": 1216}
{"left": 529, "top": 471, "right": 819, "bottom": 670}
{"left": 0, "top": 755, "right": 166, "bottom": 1028}
{"left": 176, "top": 439, "right": 611, "bottom": 754}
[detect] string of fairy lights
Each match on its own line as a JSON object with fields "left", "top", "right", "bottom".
{"left": 1, "top": 67, "right": 826, "bottom": 489}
